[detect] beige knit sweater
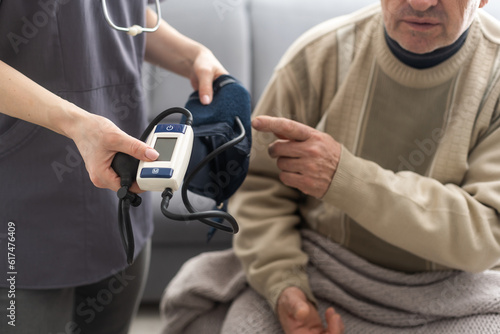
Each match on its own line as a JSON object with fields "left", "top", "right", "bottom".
{"left": 230, "top": 4, "right": 500, "bottom": 310}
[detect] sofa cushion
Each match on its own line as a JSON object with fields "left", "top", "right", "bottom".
{"left": 144, "top": 0, "right": 251, "bottom": 119}
{"left": 484, "top": 3, "right": 500, "bottom": 20}
{"left": 249, "top": 0, "right": 378, "bottom": 103}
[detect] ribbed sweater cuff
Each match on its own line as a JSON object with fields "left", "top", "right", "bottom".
{"left": 266, "top": 273, "right": 317, "bottom": 313}
{"left": 322, "top": 146, "right": 373, "bottom": 217}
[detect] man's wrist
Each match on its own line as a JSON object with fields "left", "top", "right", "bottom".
{"left": 268, "top": 281, "right": 317, "bottom": 313}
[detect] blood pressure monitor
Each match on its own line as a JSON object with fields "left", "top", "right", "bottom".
{"left": 137, "top": 123, "right": 194, "bottom": 192}
{"left": 112, "top": 106, "right": 239, "bottom": 265}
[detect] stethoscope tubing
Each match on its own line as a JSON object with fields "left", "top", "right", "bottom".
{"left": 101, "top": 0, "right": 162, "bottom": 36}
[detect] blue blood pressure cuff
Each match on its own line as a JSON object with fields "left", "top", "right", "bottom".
{"left": 112, "top": 75, "right": 249, "bottom": 263}
{"left": 184, "top": 75, "right": 252, "bottom": 204}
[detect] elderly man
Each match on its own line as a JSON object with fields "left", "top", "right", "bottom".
{"left": 161, "top": 0, "right": 500, "bottom": 333}
{"left": 232, "top": 0, "right": 500, "bottom": 333}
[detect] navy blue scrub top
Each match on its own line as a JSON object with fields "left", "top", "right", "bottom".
{"left": 0, "top": 1, "right": 154, "bottom": 289}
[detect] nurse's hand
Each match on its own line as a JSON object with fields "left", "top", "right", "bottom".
{"left": 70, "top": 112, "right": 159, "bottom": 193}
{"left": 0, "top": 60, "right": 157, "bottom": 193}
{"left": 189, "top": 47, "right": 228, "bottom": 105}
{"left": 144, "top": 8, "right": 228, "bottom": 105}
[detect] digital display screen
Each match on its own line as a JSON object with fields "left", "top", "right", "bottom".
{"left": 154, "top": 138, "right": 177, "bottom": 161}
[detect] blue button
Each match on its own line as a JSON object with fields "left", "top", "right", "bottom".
{"left": 140, "top": 168, "right": 174, "bottom": 178}
{"left": 155, "top": 124, "right": 186, "bottom": 134}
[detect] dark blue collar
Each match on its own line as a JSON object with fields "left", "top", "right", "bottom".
{"left": 384, "top": 29, "right": 469, "bottom": 69}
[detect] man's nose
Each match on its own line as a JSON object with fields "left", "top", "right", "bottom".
{"left": 408, "top": 0, "right": 439, "bottom": 12}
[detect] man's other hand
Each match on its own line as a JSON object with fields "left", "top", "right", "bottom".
{"left": 277, "top": 287, "right": 344, "bottom": 334}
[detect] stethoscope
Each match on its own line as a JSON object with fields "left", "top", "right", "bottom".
{"left": 101, "top": 0, "right": 162, "bottom": 36}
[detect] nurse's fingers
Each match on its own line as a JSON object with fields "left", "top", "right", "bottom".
{"left": 191, "top": 49, "right": 228, "bottom": 105}
{"left": 194, "top": 71, "right": 214, "bottom": 105}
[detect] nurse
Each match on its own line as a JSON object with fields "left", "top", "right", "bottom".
{"left": 0, "top": 1, "right": 227, "bottom": 333}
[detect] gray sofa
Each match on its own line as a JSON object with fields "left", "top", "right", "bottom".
{"left": 140, "top": 0, "right": 500, "bottom": 302}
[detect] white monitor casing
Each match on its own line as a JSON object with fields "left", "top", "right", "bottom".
{"left": 137, "top": 124, "right": 194, "bottom": 192}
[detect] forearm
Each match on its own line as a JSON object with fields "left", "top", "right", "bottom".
{"left": 231, "top": 66, "right": 319, "bottom": 310}
{"left": 0, "top": 60, "right": 89, "bottom": 139}
{"left": 0, "top": 60, "right": 158, "bottom": 192}
{"left": 144, "top": 8, "right": 209, "bottom": 77}
{"left": 231, "top": 173, "right": 315, "bottom": 311}
{"left": 324, "top": 142, "right": 500, "bottom": 272}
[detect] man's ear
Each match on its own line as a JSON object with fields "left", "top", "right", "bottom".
{"left": 479, "top": 0, "right": 489, "bottom": 9}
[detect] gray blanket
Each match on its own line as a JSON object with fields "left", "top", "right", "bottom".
{"left": 160, "top": 230, "right": 500, "bottom": 333}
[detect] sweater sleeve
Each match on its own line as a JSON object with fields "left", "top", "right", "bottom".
{"left": 230, "top": 66, "right": 319, "bottom": 311}
{"left": 230, "top": 15, "right": 347, "bottom": 309}
{"left": 323, "top": 114, "right": 500, "bottom": 272}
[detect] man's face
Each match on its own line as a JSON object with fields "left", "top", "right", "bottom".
{"left": 381, "top": 0, "right": 488, "bottom": 54}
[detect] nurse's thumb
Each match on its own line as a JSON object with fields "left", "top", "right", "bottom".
{"left": 122, "top": 136, "right": 159, "bottom": 162}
